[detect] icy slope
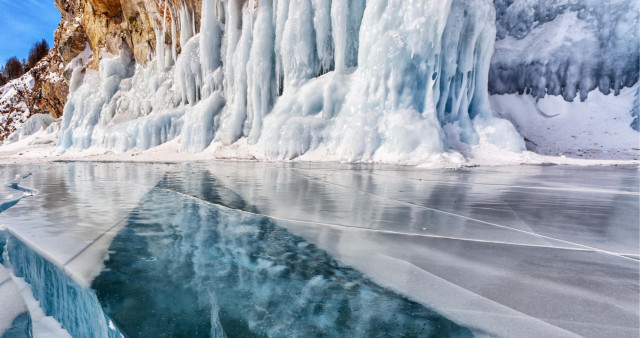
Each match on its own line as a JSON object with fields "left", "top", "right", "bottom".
{"left": 56, "top": 0, "right": 524, "bottom": 165}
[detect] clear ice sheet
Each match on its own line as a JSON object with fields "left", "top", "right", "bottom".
{"left": 0, "top": 163, "right": 166, "bottom": 285}
{"left": 0, "top": 162, "right": 637, "bottom": 337}
{"left": 92, "top": 186, "right": 471, "bottom": 337}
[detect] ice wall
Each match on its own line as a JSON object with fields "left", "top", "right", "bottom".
{"left": 490, "top": 0, "right": 639, "bottom": 101}
{"left": 56, "top": 0, "right": 524, "bottom": 163}
{"left": 1, "top": 232, "right": 123, "bottom": 338}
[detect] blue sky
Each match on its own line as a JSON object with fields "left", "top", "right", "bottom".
{"left": 0, "top": 0, "right": 61, "bottom": 65}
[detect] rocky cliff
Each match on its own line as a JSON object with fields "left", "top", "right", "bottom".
{"left": 62, "top": 0, "right": 204, "bottom": 68}
{"left": 0, "top": 0, "right": 205, "bottom": 141}
{"left": 0, "top": 50, "right": 66, "bottom": 141}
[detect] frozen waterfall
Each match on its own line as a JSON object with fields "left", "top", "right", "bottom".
{"left": 491, "top": 0, "right": 639, "bottom": 102}
{"left": 57, "top": 0, "right": 525, "bottom": 164}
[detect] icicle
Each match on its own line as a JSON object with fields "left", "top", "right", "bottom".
{"left": 281, "top": 0, "right": 318, "bottom": 88}
{"left": 331, "top": 0, "right": 365, "bottom": 72}
{"left": 311, "top": 0, "right": 333, "bottom": 74}
{"left": 171, "top": 9, "right": 178, "bottom": 63}
{"left": 274, "top": 0, "right": 290, "bottom": 95}
{"left": 331, "top": 0, "right": 347, "bottom": 73}
{"left": 192, "top": 7, "right": 197, "bottom": 36}
{"left": 246, "top": 0, "right": 276, "bottom": 143}
{"left": 201, "top": 0, "right": 223, "bottom": 76}
{"left": 216, "top": 0, "right": 252, "bottom": 144}
{"left": 155, "top": 1, "right": 169, "bottom": 70}
{"left": 222, "top": 0, "right": 242, "bottom": 92}
{"left": 180, "top": 3, "right": 194, "bottom": 48}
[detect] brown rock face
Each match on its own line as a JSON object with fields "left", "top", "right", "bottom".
{"left": 57, "top": 24, "right": 88, "bottom": 63}
{"left": 27, "top": 51, "right": 69, "bottom": 120}
{"left": 50, "top": 0, "right": 211, "bottom": 67}
{"left": 78, "top": 0, "right": 203, "bottom": 69}
{"left": 1, "top": 0, "right": 207, "bottom": 139}
{"left": 38, "top": 61, "right": 69, "bottom": 119}
{"left": 88, "top": 0, "right": 123, "bottom": 17}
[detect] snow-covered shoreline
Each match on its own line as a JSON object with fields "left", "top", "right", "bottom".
{"left": 0, "top": 128, "right": 636, "bottom": 168}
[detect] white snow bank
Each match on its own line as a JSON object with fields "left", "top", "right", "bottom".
{"left": 490, "top": 85, "right": 639, "bottom": 159}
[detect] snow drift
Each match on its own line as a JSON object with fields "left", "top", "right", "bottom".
{"left": 56, "top": 0, "right": 525, "bottom": 164}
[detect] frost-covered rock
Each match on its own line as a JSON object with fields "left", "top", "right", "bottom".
{"left": 0, "top": 0, "right": 91, "bottom": 142}
{"left": 490, "top": 0, "right": 639, "bottom": 101}
{"left": 0, "top": 76, "right": 35, "bottom": 142}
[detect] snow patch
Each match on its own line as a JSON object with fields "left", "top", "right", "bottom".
{"left": 490, "top": 85, "right": 639, "bottom": 159}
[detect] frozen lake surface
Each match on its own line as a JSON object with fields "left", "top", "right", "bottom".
{"left": 0, "top": 162, "right": 637, "bottom": 337}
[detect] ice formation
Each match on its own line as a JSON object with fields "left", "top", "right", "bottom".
{"left": 0, "top": 230, "right": 31, "bottom": 338}
{"left": 491, "top": 0, "right": 639, "bottom": 101}
{"left": 1, "top": 232, "right": 123, "bottom": 338}
{"left": 56, "top": 0, "right": 525, "bottom": 163}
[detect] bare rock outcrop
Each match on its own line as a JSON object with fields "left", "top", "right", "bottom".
{"left": 74, "top": 0, "right": 203, "bottom": 68}
{"left": 0, "top": 0, "right": 205, "bottom": 141}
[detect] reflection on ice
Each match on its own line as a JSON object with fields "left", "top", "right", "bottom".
{"left": 0, "top": 162, "right": 637, "bottom": 338}
{"left": 178, "top": 163, "right": 640, "bottom": 337}
{"left": 93, "top": 187, "right": 470, "bottom": 337}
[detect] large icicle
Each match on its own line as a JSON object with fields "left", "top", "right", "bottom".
{"left": 200, "top": 0, "right": 222, "bottom": 77}
{"left": 179, "top": 5, "right": 196, "bottom": 48}
{"left": 215, "top": 0, "right": 253, "bottom": 144}
{"left": 331, "top": 0, "right": 348, "bottom": 73}
{"left": 280, "top": 0, "right": 319, "bottom": 89}
{"left": 246, "top": 0, "right": 276, "bottom": 143}
{"left": 155, "top": 1, "right": 168, "bottom": 70}
{"left": 274, "top": 0, "right": 290, "bottom": 94}
{"left": 331, "top": 0, "right": 365, "bottom": 73}
{"left": 312, "top": 0, "right": 334, "bottom": 74}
